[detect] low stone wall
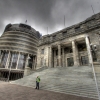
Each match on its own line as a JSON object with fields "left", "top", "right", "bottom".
{"left": 94, "top": 62, "right": 100, "bottom": 73}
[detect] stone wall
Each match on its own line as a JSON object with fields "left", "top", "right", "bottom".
{"left": 37, "top": 44, "right": 49, "bottom": 68}
{"left": 37, "top": 13, "right": 100, "bottom": 68}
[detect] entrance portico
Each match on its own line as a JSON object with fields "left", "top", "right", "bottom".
{"left": 49, "top": 36, "right": 90, "bottom": 67}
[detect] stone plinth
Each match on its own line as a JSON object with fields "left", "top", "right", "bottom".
{"left": 24, "top": 67, "right": 31, "bottom": 76}
{"left": 93, "top": 62, "right": 100, "bottom": 73}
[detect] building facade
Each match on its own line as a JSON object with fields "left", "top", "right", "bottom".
{"left": 0, "top": 13, "right": 100, "bottom": 81}
{"left": 0, "top": 23, "right": 41, "bottom": 80}
{"left": 37, "top": 13, "right": 100, "bottom": 71}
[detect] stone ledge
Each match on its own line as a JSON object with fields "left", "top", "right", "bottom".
{"left": 93, "top": 62, "right": 100, "bottom": 65}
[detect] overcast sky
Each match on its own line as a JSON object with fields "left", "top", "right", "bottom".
{"left": 0, "top": 0, "right": 100, "bottom": 36}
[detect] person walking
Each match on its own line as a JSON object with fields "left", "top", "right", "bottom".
{"left": 35, "top": 76, "right": 40, "bottom": 90}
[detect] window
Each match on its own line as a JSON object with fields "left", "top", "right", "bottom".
{"left": 17, "top": 54, "right": 26, "bottom": 69}
{"left": 81, "top": 56, "right": 88, "bottom": 65}
{"left": 41, "top": 49, "right": 44, "bottom": 54}
{"left": 56, "top": 50, "right": 58, "bottom": 55}
{"left": 67, "top": 58, "right": 74, "bottom": 66}
{"left": 28, "top": 56, "right": 33, "bottom": 69}
{"left": 8, "top": 53, "right": 18, "bottom": 69}
{"left": 1, "top": 52, "right": 8, "bottom": 68}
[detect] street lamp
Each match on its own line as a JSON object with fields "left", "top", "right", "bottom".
{"left": 90, "top": 43, "right": 100, "bottom": 100}
{"left": 90, "top": 44, "right": 97, "bottom": 62}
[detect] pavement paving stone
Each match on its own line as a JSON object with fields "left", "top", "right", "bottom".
{"left": 0, "top": 82, "right": 97, "bottom": 100}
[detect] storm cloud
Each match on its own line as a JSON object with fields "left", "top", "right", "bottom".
{"left": 0, "top": 0, "right": 100, "bottom": 35}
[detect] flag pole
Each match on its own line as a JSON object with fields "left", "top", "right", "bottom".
{"left": 64, "top": 15, "right": 65, "bottom": 28}
{"left": 47, "top": 27, "right": 48, "bottom": 34}
{"left": 91, "top": 5, "right": 95, "bottom": 14}
{"left": 25, "top": 20, "right": 27, "bottom": 24}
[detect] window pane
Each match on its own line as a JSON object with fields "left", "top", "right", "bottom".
{"left": 41, "top": 49, "right": 44, "bottom": 54}
{"left": 17, "top": 54, "right": 26, "bottom": 69}
{"left": 81, "top": 56, "right": 88, "bottom": 65}
{"left": 1, "top": 52, "right": 8, "bottom": 68}
{"left": 8, "top": 53, "right": 18, "bottom": 69}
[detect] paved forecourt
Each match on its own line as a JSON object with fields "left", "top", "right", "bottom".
{"left": 0, "top": 82, "right": 97, "bottom": 100}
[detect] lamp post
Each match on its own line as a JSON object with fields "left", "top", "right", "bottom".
{"left": 90, "top": 44, "right": 100, "bottom": 100}
{"left": 90, "top": 44, "right": 97, "bottom": 62}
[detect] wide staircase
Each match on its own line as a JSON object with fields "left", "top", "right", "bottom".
{"left": 11, "top": 66, "right": 99, "bottom": 99}
{"left": 96, "top": 73, "right": 100, "bottom": 97}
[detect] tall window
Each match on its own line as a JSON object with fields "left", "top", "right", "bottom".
{"left": 1, "top": 52, "right": 8, "bottom": 68}
{"left": 28, "top": 56, "right": 33, "bottom": 69}
{"left": 17, "top": 54, "right": 26, "bottom": 69}
{"left": 8, "top": 53, "right": 18, "bottom": 69}
{"left": 81, "top": 56, "right": 88, "bottom": 65}
{"left": 41, "top": 49, "right": 44, "bottom": 54}
{"left": 67, "top": 57, "right": 74, "bottom": 66}
{"left": 56, "top": 50, "right": 58, "bottom": 56}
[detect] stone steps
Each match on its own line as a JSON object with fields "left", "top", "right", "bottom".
{"left": 11, "top": 66, "right": 99, "bottom": 99}
{"left": 41, "top": 88, "right": 98, "bottom": 99}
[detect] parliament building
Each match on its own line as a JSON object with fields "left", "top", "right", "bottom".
{"left": 0, "top": 13, "right": 100, "bottom": 81}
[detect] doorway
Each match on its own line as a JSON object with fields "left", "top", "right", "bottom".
{"left": 67, "top": 57, "right": 74, "bottom": 67}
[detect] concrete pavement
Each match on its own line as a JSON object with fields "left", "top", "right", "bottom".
{"left": 0, "top": 82, "right": 97, "bottom": 100}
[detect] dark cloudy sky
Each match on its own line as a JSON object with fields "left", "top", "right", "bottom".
{"left": 0, "top": 0, "right": 100, "bottom": 35}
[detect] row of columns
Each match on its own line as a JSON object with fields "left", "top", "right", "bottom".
{"left": 48, "top": 36, "right": 92, "bottom": 67}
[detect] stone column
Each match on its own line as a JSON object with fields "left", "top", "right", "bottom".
{"left": 54, "top": 50, "right": 56, "bottom": 67}
{"left": 62, "top": 47, "right": 65, "bottom": 67}
{"left": 85, "top": 36, "right": 92, "bottom": 66}
{"left": 16, "top": 52, "right": 20, "bottom": 69}
{"left": 5, "top": 51, "right": 10, "bottom": 68}
{"left": 49, "top": 46, "right": 53, "bottom": 67}
{"left": 24, "top": 54, "right": 31, "bottom": 76}
{"left": 58, "top": 44, "right": 61, "bottom": 67}
{"left": 72, "top": 40, "right": 80, "bottom": 66}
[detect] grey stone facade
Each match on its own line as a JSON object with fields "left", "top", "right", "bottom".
{"left": 0, "top": 13, "right": 100, "bottom": 80}
{"left": 37, "top": 13, "right": 100, "bottom": 71}
{"left": 0, "top": 23, "right": 41, "bottom": 80}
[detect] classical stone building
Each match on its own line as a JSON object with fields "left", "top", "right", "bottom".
{"left": 37, "top": 13, "right": 100, "bottom": 71}
{"left": 0, "top": 23, "right": 41, "bottom": 80}
{"left": 0, "top": 13, "right": 100, "bottom": 81}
